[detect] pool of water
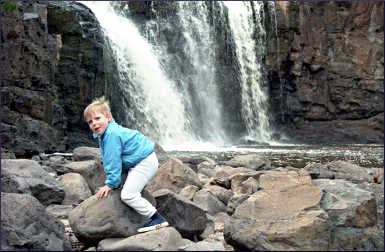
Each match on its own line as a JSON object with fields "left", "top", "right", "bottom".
{"left": 166, "top": 144, "right": 384, "bottom": 169}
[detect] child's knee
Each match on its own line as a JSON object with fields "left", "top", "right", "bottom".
{"left": 121, "top": 191, "right": 140, "bottom": 202}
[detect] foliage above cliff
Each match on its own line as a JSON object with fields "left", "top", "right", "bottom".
{"left": 1, "top": 1, "right": 17, "bottom": 12}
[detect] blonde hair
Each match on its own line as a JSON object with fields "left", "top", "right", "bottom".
{"left": 83, "top": 96, "right": 111, "bottom": 121}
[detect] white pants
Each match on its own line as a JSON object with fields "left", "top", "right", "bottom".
{"left": 120, "top": 152, "right": 158, "bottom": 218}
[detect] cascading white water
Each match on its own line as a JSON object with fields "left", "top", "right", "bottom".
{"left": 81, "top": 1, "right": 280, "bottom": 149}
{"left": 140, "top": 1, "right": 228, "bottom": 145}
{"left": 175, "top": 1, "right": 228, "bottom": 144}
{"left": 81, "top": 1, "right": 194, "bottom": 146}
{"left": 223, "top": 1, "right": 274, "bottom": 143}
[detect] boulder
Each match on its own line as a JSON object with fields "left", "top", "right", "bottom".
{"left": 68, "top": 188, "right": 155, "bottom": 245}
{"left": 224, "top": 170, "right": 329, "bottom": 250}
{"left": 178, "top": 240, "right": 226, "bottom": 251}
{"left": 64, "top": 160, "right": 105, "bottom": 194}
{"left": 179, "top": 185, "right": 200, "bottom": 201}
{"left": 226, "top": 194, "right": 249, "bottom": 216}
{"left": 202, "top": 184, "right": 233, "bottom": 205}
{"left": 214, "top": 165, "right": 256, "bottom": 180}
{"left": 146, "top": 158, "right": 202, "bottom": 193}
{"left": 45, "top": 204, "right": 74, "bottom": 219}
{"left": 59, "top": 172, "right": 92, "bottom": 205}
{"left": 72, "top": 146, "right": 102, "bottom": 162}
{"left": 197, "top": 160, "right": 216, "bottom": 170}
{"left": 229, "top": 171, "right": 263, "bottom": 195}
{"left": 1, "top": 192, "right": 71, "bottom": 250}
{"left": 193, "top": 189, "right": 227, "bottom": 215}
{"left": 330, "top": 226, "right": 384, "bottom": 251}
{"left": 176, "top": 156, "right": 216, "bottom": 172}
{"left": 313, "top": 179, "right": 377, "bottom": 228}
{"left": 1, "top": 159, "right": 65, "bottom": 205}
{"left": 97, "top": 227, "right": 190, "bottom": 251}
{"left": 153, "top": 189, "right": 208, "bottom": 238}
{"left": 304, "top": 160, "right": 373, "bottom": 183}
{"left": 357, "top": 182, "right": 385, "bottom": 229}
{"left": 220, "top": 154, "right": 271, "bottom": 170}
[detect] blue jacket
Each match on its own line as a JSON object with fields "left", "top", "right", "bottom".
{"left": 93, "top": 120, "right": 155, "bottom": 188}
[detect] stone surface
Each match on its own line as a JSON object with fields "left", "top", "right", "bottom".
{"left": 1, "top": 159, "right": 65, "bottom": 205}
{"left": 59, "top": 172, "right": 92, "bottom": 205}
{"left": 313, "top": 179, "right": 377, "bottom": 228}
{"left": 193, "top": 189, "right": 227, "bottom": 215}
{"left": 220, "top": 154, "right": 271, "bottom": 170}
{"left": 1, "top": 1, "right": 104, "bottom": 156}
{"left": 153, "top": 189, "right": 208, "bottom": 238}
{"left": 64, "top": 160, "right": 105, "bottom": 194}
{"left": 72, "top": 146, "right": 101, "bottom": 162}
{"left": 146, "top": 158, "right": 202, "bottom": 193}
{"left": 68, "top": 188, "right": 155, "bottom": 245}
{"left": 266, "top": 1, "right": 384, "bottom": 144}
{"left": 224, "top": 170, "right": 330, "bottom": 250}
{"left": 97, "top": 227, "right": 190, "bottom": 251}
{"left": 1, "top": 192, "right": 72, "bottom": 250}
{"left": 45, "top": 204, "right": 74, "bottom": 219}
{"left": 304, "top": 160, "right": 374, "bottom": 183}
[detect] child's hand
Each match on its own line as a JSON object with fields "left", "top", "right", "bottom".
{"left": 97, "top": 185, "right": 113, "bottom": 198}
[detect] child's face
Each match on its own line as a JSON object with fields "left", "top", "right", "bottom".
{"left": 86, "top": 111, "right": 112, "bottom": 135}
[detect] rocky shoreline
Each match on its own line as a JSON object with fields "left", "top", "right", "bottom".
{"left": 1, "top": 146, "right": 384, "bottom": 251}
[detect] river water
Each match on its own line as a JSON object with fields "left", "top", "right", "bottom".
{"left": 166, "top": 144, "right": 384, "bottom": 170}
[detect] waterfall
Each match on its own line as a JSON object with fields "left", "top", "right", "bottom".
{"left": 140, "top": 1, "right": 228, "bottom": 145}
{"left": 81, "top": 1, "right": 196, "bottom": 146}
{"left": 175, "top": 1, "right": 228, "bottom": 144}
{"left": 81, "top": 1, "right": 279, "bottom": 148}
{"left": 223, "top": 1, "right": 273, "bottom": 144}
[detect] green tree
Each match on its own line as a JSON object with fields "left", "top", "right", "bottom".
{"left": 1, "top": 1, "right": 18, "bottom": 12}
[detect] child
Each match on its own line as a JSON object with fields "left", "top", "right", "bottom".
{"left": 83, "top": 96, "right": 169, "bottom": 233}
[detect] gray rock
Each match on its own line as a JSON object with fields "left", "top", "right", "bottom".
{"left": 178, "top": 240, "right": 225, "bottom": 251}
{"left": 1, "top": 192, "right": 71, "bottom": 250}
{"left": 59, "top": 172, "right": 92, "bottom": 205}
{"left": 1, "top": 159, "right": 65, "bottom": 205}
{"left": 64, "top": 160, "right": 105, "bottom": 194}
{"left": 202, "top": 184, "right": 233, "bottom": 205}
{"left": 68, "top": 188, "right": 155, "bottom": 245}
{"left": 330, "top": 226, "right": 384, "bottom": 251}
{"left": 313, "top": 179, "right": 377, "bottom": 228}
{"left": 47, "top": 155, "right": 71, "bottom": 175}
{"left": 45, "top": 204, "right": 74, "bottom": 219}
{"left": 304, "top": 161, "right": 373, "bottom": 183}
{"left": 220, "top": 154, "right": 271, "bottom": 170}
{"left": 214, "top": 165, "right": 256, "bottom": 180}
{"left": 229, "top": 171, "right": 262, "bottom": 195}
{"left": 193, "top": 189, "right": 227, "bottom": 215}
{"left": 179, "top": 185, "right": 199, "bottom": 201}
{"left": 153, "top": 189, "right": 208, "bottom": 238}
{"left": 146, "top": 158, "right": 202, "bottom": 193}
{"left": 98, "top": 227, "right": 190, "bottom": 251}
{"left": 226, "top": 194, "right": 249, "bottom": 216}
{"left": 72, "top": 146, "right": 102, "bottom": 162}
{"left": 225, "top": 170, "right": 329, "bottom": 250}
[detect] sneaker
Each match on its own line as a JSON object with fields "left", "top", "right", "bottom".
{"left": 137, "top": 212, "right": 169, "bottom": 233}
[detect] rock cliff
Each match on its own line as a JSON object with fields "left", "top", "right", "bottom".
{"left": 265, "top": 1, "right": 384, "bottom": 144}
{"left": 1, "top": 1, "right": 104, "bottom": 157}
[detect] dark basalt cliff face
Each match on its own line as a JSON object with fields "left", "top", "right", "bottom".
{"left": 265, "top": 1, "right": 384, "bottom": 144}
{"left": 1, "top": 2, "right": 104, "bottom": 157}
{"left": 1, "top": 1, "right": 383, "bottom": 157}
